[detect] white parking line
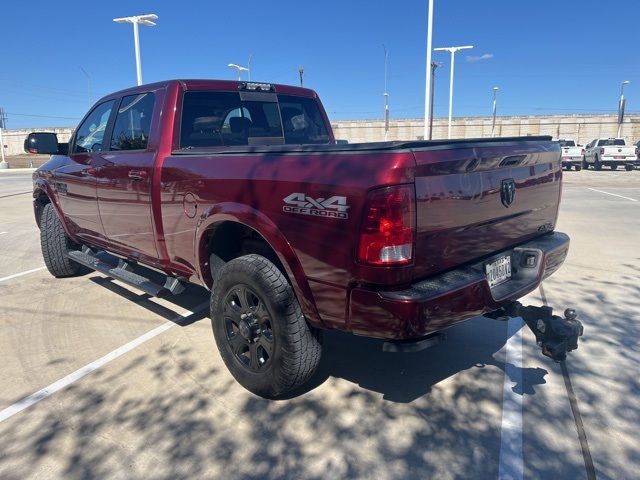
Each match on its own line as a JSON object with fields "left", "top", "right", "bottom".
{"left": 0, "top": 266, "right": 46, "bottom": 283}
{"left": 0, "top": 231, "right": 7, "bottom": 235}
{"left": 587, "top": 187, "right": 638, "bottom": 202}
{"left": 498, "top": 317, "right": 524, "bottom": 480}
{"left": 0, "top": 303, "right": 208, "bottom": 424}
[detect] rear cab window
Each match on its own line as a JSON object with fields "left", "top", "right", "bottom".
{"left": 179, "top": 90, "right": 330, "bottom": 149}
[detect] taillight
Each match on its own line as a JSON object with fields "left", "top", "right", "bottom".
{"left": 358, "top": 185, "right": 415, "bottom": 266}
{"left": 581, "top": 149, "right": 585, "bottom": 155}
{"left": 600, "top": 148, "right": 605, "bottom": 155}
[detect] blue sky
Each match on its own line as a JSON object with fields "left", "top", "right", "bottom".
{"left": 1, "top": 0, "right": 638, "bottom": 128}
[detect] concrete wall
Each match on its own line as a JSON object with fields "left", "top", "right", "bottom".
{"left": 2, "top": 114, "right": 639, "bottom": 156}
{"left": 1, "top": 127, "right": 74, "bottom": 156}
{"left": 331, "top": 114, "right": 640, "bottom": 146}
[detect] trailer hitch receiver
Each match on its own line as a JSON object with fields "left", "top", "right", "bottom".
{"left": 486, "top": 302, "right": 584, "bottom": 361}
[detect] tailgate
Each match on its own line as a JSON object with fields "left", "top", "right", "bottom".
{"left": 411, "top": 138, "right": 561, "bottom": 278}
{"left": 604, "top": 146, "right": 635, "bottom": 156}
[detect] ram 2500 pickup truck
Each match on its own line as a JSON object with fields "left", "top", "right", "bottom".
{"left": 25, "top": 79, "right": 583, "bottom": 398}
{"left": 584, "top": 137, "right": 637, "bottom": 171}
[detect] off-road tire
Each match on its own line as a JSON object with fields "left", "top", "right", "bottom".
{"left": 40, "top": 203, "right": 87, "bottom": 277}
{"left": 210, "top": 254, "right": 322, "bottom": 398}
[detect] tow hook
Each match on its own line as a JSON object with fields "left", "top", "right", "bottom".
{"left": 486, "top": 302, "right": 584, "bottom": 361}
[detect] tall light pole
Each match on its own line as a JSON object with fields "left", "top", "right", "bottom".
{"left": 428, "top": 61, "right": 441, "bottom": 140}
{"left": 423, "top": 0, "right": 435, "bottom": 140}
{"left": 247, "top": 54, "right": 253, "bottom": 81}
{"left": 79, "top": 67, "right": 92, "bottom": 107}
{"left": 113, "top": 14, "right": 158, "bottom": 86}
{"left": 228, "top": 63, "right": 249, "bottom": 81}
{"left": 434, "top": 45, "right": 474, "bottom": 139}
{"left": 0, "top": 107, "right": 7, "bottom": 169}
{"left": 617, "top": 80, "right": 630, "bottom": 138}
{"left": 491, "top": 86, "right": 499, "bottom": 137}
{"left": 298, "top": 66, "right": 304, "bottom": 87}
{"left": 383, "top": 45, "right": 390, "bottom": 141}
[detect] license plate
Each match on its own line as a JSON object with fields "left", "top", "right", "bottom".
{"left": 614, "top": 156, "right": 624, "bottom": 159}
{"left": 485, "top": 256, "right": 512, "bottom": 287}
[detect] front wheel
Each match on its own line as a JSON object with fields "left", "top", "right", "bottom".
{"left": 210, "top": 254, "right": 322, "bottom": 398}
{"left": 40, "top": 203, "right": 87, "bottom": 278}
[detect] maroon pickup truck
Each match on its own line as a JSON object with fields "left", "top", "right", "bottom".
{"left": 25, "top": 79, "right": 582, "bottom": 397}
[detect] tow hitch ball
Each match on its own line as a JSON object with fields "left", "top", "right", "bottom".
{"left": 487, "top": 302, "right": 584, "bottom": 361}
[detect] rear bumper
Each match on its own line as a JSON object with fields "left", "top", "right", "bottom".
{"left": 348, "top": 232, "right": 569, "bottom": 340}
{"left": 561, "top": 157, "right": 583, "bottom": 165}
{"left": 601, "top": 156, "right": 637, "bottom": 163}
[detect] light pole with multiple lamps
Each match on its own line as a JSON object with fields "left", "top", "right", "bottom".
{"left": 228, "top": 63, "right": 249, "bottom": 81}
{"left": 113, "top": 14, "right": 158, "bottom": 86}
{"left": 617, "top": 80, "right": 630, "bottom": 138}
{"left": 491, "top": 86, "right": 499, "bottom": 137}
{"left": 434, "top": 45, "right": 474, "bottom": 139}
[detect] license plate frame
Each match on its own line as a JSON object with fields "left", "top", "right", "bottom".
{"left": 485, "top": 255, "right": 512, "bottom": 288}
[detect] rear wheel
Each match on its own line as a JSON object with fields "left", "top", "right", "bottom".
{"left": 594, "top": 156, "right": 602, "bottom": 171}
{"left": 210, "top": 254, "right": 322, "bottom": 398}
{"left": 625, "top": 164, "right": 634, "bottom": 171}
{"left": 40, "top": 203, "right": 87, "bottom": 278}
{"left": 575, "top": 165, "right": 582, "bottom": 171}
{"left": 564, "top": 164, "right": 572, "bottom": 171}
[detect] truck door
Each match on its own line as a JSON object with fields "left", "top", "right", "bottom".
{"left": 56, "top": 100, "right": 116, "bottom": 244}
{"left": 95, "top": 92, "right": 159, "bottom": 263}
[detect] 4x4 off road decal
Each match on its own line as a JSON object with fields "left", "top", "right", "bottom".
{"left": 283, "top": 193, "right": 350, "bottom": 219}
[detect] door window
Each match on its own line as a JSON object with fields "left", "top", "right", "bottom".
{"left": 110, "top": 93, "right": 156, "bottom": 151}
{"left": 73, "top": 100, "right": 115, "bottom": 153}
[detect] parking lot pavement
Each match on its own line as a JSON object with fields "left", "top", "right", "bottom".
{"left": 0, "top": 170, "right": 638, "bottom": 479}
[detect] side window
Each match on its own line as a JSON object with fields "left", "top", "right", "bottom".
{"left": 73, "top": 100, "right": 115, "bottom": 153}
{"left": 110, "top": 93, "right": 155, "bottom": 151}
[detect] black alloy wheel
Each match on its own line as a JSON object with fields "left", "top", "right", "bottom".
{"left": 222, "top": 285, "right": 274, "bottom": 372}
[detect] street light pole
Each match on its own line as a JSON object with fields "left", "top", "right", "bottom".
{"left": 491, "top": 86, "right": 499, "bottom": 137}
{"left": 434, "top": 45, "right": 474, "bottom": 139}
{"left": 428, "top": 62, "right": 441, "bottom": 140}
{"left": 298, "top": 66, "right": 304, "bottom": 87}
{"left": 383, "top": 45, "right": 390, "bottom": 141}
{"left": 0, "top": 107, "right": 7, "bottom": 169}
{"left": 79, "top": 67, "right": 92, "bottom": 108}
{"left": 247, "top": 54, "right": 253, "bottom": 81}
{"left": 113, "top": 14, "right": 158, "bottom": 86}
{"left": 617, "top": 80, "right": 630, "bottom": 138}
{"left": 423, "top": 0, "right": 434, "bottom": 140}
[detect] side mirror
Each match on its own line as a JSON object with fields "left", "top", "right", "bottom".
{"left": 24, "top": 132, "right": 61, "bottom": 155}
{"left": 336, "top": 139, "right": 349, "bottom": 145}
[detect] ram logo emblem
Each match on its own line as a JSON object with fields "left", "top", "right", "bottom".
{"left": 501, "top": 179, "right": 516, "bottom": 208}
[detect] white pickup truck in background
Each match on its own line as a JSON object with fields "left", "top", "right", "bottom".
{"left": 559, "top": 139, "right": 584, "bottom": 171}
{"left": 584, "top": 138, "right": 637, "bottom": 171}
